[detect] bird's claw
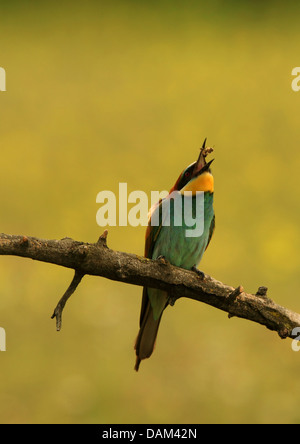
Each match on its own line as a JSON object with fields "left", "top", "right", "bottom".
{"left": 168, "top": 294, "right": 177, "bottom": 306}
{"left": 191, "top": 265, "right": 205, "bottom": 280}
{"left": 156, "top": 255, "right": 169, "bottom": 265}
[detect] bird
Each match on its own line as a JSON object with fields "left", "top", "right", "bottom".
{"left": 134, "top": 138, "right": 215, "bottom": 371}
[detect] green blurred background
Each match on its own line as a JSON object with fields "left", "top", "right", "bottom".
{"left": 1, "top": 0, "right": 300, "bottom": 424}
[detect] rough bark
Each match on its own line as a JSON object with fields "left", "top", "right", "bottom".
{"left": 0, "top": 232, "right": 299, "bottom": 340}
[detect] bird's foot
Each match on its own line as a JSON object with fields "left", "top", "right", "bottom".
{"left": 156, "top": 255, "right": 169, "bottom": 265}
{"left": 191, "top": 265, "right": 205, "bottom": 280}
{"left": 168, "top": 293, "right": 177, "bottom": 307}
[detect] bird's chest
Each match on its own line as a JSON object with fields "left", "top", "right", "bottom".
{"left": 151, "top": 192, "right": 214, "bottom": 269}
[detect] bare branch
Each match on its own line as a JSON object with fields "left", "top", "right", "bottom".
{"left": 0, "top": 232, "right": 300, "bottom": 340}
{"left": 51, "top": 270, "right": 85, "bottom": 331}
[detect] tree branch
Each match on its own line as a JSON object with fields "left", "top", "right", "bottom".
{"left": 51, "top": 270, "right": 84, "bottom": 331}
{"left": 0, "top": 232, "right": 299, "bottom": 341}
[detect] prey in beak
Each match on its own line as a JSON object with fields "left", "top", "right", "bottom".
{"left": 192, "top": 138, "right": 214, "bottom": 178}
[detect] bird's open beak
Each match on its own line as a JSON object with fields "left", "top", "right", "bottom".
{"left": 192, "top": 138, "right": 214, "bottom": 177}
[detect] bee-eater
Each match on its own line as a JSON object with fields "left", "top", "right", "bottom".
{"left": 134, "top": 139, "right": 215, "bottom": 371}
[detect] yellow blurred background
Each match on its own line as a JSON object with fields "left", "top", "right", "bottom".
{"left": 1, "top": 0, "right": 300, "bottom": 424}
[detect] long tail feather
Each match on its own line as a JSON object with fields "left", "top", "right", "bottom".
{"left": 134, "top": 301, "right": 163, "bottom": 371}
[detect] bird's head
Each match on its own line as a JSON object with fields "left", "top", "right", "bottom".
{"left": 170, "top": 138, "right": 214, "bottom": 195}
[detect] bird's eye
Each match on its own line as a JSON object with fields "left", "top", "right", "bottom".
{"left": 185, "top": 171, "right": 190, "bottom": 177}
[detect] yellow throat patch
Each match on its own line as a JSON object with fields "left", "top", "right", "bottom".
{"left": 180, "top": 172, "right": 214, "bottom": 194}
